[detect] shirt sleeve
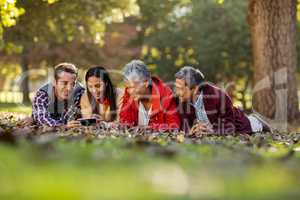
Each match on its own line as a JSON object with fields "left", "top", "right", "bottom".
{"left": 150, "top": 94, "right": 181, "bottom": 132}
{"left": 163, "top": 96, "right": 181, "bottom": 130}
{"left": 214, "top": 91, "right": 236, "bottom": 135}
{"left": 119, "top": 88, "right": 137, "bottom": 126}
{"left": 32, "top": 90, "right": 64, "bottom": 127}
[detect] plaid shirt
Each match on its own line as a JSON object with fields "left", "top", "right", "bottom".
{"left": 32, "top": 83, "right": 84, "bottom": 127}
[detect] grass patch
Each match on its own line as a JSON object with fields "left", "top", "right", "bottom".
{"left": 0, "top": 102, "right": 31, "bottom": 115}
{"left": 0, "top": 114, "right": 300, "bottom": 200}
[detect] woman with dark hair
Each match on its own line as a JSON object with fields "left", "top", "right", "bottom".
{"left": 80, "top": 66, "right": 121, "bottom": 122}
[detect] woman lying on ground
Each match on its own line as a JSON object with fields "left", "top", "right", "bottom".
{"left": 80, "top": 66, "right": 122, "bottom": 122}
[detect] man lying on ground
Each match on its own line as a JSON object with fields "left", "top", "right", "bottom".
{"left": 175, "top": 66, "right": 272, "bottom": 136}
{"left": 32, "top": 63, "right": 84, "bottom": 128}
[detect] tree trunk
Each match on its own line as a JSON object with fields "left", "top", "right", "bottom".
{"left": 248, "top": 0, "right": 299, "bottom": 123}
{"left": 21, "top": 53, "right": 31, "bottom": 105}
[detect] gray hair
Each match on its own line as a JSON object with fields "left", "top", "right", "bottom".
{"left": 123, "top": 60, "right": 151, "bottom": 82}
{"left": 175, "top": 66, "right": 205, "bottom": 88}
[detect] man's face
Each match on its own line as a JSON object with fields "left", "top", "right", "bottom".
{"left": 175, "top": 78, "right": 193, "bottom": 102}
{"left": 54, "top": 72, "right": 77, "bottom": 100}
{"left": 125, "top": 79, "right": 149, "bottom": 101}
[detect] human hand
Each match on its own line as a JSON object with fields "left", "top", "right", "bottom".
{"left": 66, "top": 120, "right": 81, "bottom": 129}
{"left": 189, "top": 122, "right": 214, "bottom": 136}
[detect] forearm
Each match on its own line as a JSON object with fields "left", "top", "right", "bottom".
{"left": 32, "top": 111, "right": 64, "bottom": 127}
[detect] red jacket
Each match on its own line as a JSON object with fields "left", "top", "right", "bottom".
{"left": 119, "top": 77, "right": 181, "bottom": 131}
{"left": 179, "top": 83, "right": 252, "bottom": 134}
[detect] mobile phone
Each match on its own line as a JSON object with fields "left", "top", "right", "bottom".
{"left": 79, "top": 118, "right": 97, "bottom": 126}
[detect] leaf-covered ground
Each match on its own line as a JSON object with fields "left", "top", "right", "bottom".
{"left": 0, "top": 112, "right": 300, "bottom": 200}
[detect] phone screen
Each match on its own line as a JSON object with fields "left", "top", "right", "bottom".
{"left": 79, "top": 118, "right": 97, "bottom": 126}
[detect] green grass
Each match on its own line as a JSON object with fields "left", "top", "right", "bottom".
{"left": 0, "top": 134, "right": 300, "bottom": 200}
{"left": 0, "top": 102, "right": 31, "bottom": 115}
{"left": 0, "top": 110, "right": 299, "bottom": 199}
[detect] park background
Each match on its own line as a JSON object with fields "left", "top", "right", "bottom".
{"left": 0, "top": 0, "right": 299, "bottom": 124}
{"left": 0, "top": 0, "right": 300, "bottom": 200}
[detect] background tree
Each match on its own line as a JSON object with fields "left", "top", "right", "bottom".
{"left": 0, "top": 0, "right": 299, "bottom": 119}
{"left": 1, "top": 0, "right": 139, "bottom": 104}
{"left": 136, "top": 0, "right": 253, "bottom": 108}
{"left": 0, "top": 0, "right": 25, "bottom": 41}
{"left": 248, "top": 0, "right": 299, "bottom": 122}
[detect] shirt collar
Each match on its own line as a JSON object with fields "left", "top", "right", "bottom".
{"left": 193, "top": 91, "right": 204, "bottom": 108}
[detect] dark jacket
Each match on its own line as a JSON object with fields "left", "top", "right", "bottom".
{"left": 179, "top": 83, "right": 252, "bottom": 134}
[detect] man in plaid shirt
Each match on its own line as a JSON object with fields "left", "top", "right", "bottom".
{"left": 32, "top": 63, "right": 85, "bottom": 128}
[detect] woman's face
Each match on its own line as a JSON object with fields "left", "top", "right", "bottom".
{"left": 87, "top": 76, "right": 106, "bottom": 100}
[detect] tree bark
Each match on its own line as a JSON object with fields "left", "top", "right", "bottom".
{"left": 21, "top": 53, "right": 31, "bottom": 105}
{"left": 248, "top": 0, "right": 299, "bottom": 123}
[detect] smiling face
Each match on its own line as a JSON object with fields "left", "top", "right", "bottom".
{"left": 54, "top": 72, "right": 77, "bottom": 100}
{"left": 175, "top": 78, "right": 194, "bottom": 103}
{"left": 125, "top": 79, "right": 149, "bottom": 101}
{"left": 87, "top": 76, "right": 106, "bottom": 100}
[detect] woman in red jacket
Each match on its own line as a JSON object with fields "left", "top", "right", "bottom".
{"left": 119, "top": 60, "right": 181, "bottom": 132}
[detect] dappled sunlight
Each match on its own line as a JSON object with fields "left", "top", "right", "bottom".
{"left": 0, "top": 0, "right": 299, "bottom": 199}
